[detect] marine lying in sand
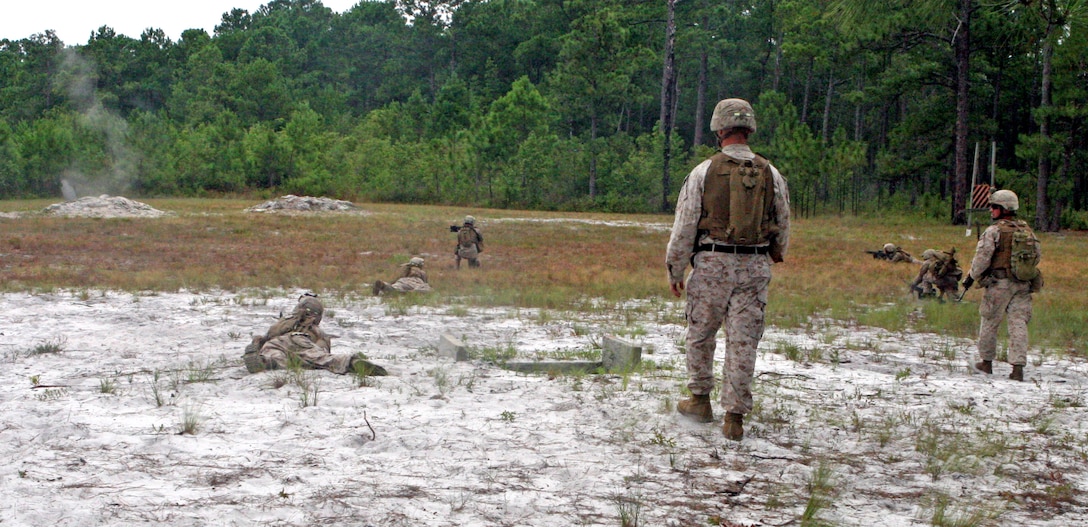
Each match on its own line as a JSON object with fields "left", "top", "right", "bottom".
{"left": 372, "top": 257, "right": 432, "bottom": 296}
{"left": 242, "top": 293, "right": 388, "bottom": 376}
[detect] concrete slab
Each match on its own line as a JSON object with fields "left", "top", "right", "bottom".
{"left": 601, "top": 335, "right": 642, "bottom": 372}
{"left": 437, "top": 334, "right": 469, "bottom": 361}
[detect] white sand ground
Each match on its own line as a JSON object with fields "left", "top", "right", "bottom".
{"left": 0, "top": 289, "right": 1085, "bottom": 527}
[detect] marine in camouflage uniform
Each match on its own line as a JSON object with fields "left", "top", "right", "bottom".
{"left": 883, "top": 243, "right": 920, "bottom": 264}
{"left": 666, "top": 98, "right": 791, "bottom": 441}
{"left": 910, "top": 249, "right": 962, "bottom": 301}
{"left": 967, "top": 190, "right": 1042, "bottom": 381}
{"left": 373, "top": 257, "right": 432, "bottom": 295}
{"left": 454, "top": 216, "right": 484, "bottom": 269}
{"left": 242, "top": 294, "right": 387, "bottom": 376}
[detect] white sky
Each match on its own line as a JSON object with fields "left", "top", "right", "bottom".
{"left": 2, "top": 0, "right": 361, "bottom": 45}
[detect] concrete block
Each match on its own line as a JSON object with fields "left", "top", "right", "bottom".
{"left": 601, "top": 335, "right": 642, "bottom": 372}
{"left": 438, "top": 334, "right": 469, "bottom": 362}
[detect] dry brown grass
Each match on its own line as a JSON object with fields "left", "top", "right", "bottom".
{"left": 2, "top": 198, "right": 1085, "bottom": 354}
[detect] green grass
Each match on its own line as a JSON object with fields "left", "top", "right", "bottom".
{"left": 2, "top": 199, "right": 1086, "bottom": 355}
{"left": 27, "top": 338, "right": 67, "bottom": 356}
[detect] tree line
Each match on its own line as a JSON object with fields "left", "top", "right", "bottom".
{"left": 0, "top": 0, "right": 1085, "bottom": 230}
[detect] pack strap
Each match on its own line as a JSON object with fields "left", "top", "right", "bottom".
{"left": 695, "top": 244, "right": 769, "bottom": 255}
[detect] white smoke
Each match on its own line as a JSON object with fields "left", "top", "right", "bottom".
{"left": 56, "top": 48, "right": 137, "bottom": 197}
{"left": 60, "top": 178, "right": 77, "bottom": 201}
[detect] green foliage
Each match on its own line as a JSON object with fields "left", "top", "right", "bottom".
{"left": 0, "top": 0, "right": 1085, "bottom": 224}
{"left": 801, "top": 461, "right": 836, "bottom": 527}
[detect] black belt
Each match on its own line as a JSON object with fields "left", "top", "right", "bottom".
{"left": 695, "top": 244, "right": 769, "bottom": 255}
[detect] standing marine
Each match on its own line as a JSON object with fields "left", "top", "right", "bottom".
{"left": 666, "top": 98, "right": 791, "bottom": 441}
{"left": 454, "top": 215, "right": 484, "bottom": 269}
{"left": 965, "top": 190, "right": 1042, "bottom": 381}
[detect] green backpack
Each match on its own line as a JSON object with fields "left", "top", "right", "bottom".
{"left": 1010, "top": 226, "right": 1040, "bottom": 282}
{"left": 932, "top": 249, "right": 961, "bottom": 279}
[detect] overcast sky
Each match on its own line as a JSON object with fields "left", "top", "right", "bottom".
{"left": 2, "top": 0, "right": 361, "bottom": 45}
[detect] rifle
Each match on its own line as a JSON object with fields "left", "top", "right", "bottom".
{"left": 865, "top": 250, "right": 891, "bottom": 261}
{"left": 956, "top": 274, "right": 976, "bottom": 302}
{"left": 449, "top": 225, "right": 462, "bottom": 233}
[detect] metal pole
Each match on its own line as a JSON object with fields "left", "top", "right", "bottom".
{"left": 968, "top": 142, "right": 980, "bottom": 235}
{"left": 971, "top": 142, "right": 980, "bottom": 192}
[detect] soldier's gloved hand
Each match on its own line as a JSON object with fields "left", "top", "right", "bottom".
{"left": 962, "top": 275, "right": 974, "bottom": 290}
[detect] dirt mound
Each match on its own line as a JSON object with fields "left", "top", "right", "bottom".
{"left": 245, "top": 195, "right": 358, "bottom": 213}
{"left": 42, "top": 195, "right": 168, "bottom": 218}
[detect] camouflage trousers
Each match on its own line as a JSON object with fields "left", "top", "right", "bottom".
{"left": 391, "top": 276, "right": 431, "bottom": 293}
{"left": 978, "top": 278, "right": 1033, "bottom": 366}
{"left": 456, "top": 245, "right": 480, "bottom": 268}
{"left": 260, "top": 333, "right": 354, "bottom": 374}
{"left": 684, "top": 252, "right": 771, "bottom": 415}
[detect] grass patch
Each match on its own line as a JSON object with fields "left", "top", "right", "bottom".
{"left": 1, "top": 202, "right": 1086, "bottom": 354}
{"left": 99, "top": 378, "right": 118, "bottom": 394}
{"left": 27, "top": 337, "right": 67, "bottom": 356}
{"left": 924, "top": 492, "right": 1001, "bottom": 527}
{"left": 179, "top": 405, "right": 204, "bottom": 435}
{"left": 147, "top": 370, "right": 169, "bottom": 407}
{"left": 800, "top": 461, "right": 836, "bottom": 527}
{"left": 536, "top": 346, "right": 600, "bottom": 361}
{"left": 473, "top": 343, "right": 518, "bottom": 365}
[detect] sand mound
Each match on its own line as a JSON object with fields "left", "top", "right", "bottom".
{"left": 245, "top": 195, "right": 357, "bottom": 213}
{"left": 42, "top": 195, "right": 168, "bottom": 218}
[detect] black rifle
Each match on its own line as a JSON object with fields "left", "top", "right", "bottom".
{"left": 449, "top": 225, "right": 462, "bottom": 233}
{"left": 956, "top": 274, "right": 977, "bottom": 302}
{"left": 865, "top": 250, "right": 892, "bottom": 261}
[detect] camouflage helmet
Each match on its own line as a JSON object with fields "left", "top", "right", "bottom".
{"left": 710, "top": 98, "right": 757, "bottom": 133}
{"left": 464, "top": 215, "right": 475, "bottom": 225}
{"left": 921, "top": 249, "right": 940, "bottom": 260}
{"left": 408, "top": 256, "right": 425, "bottom": 268}
{"left": 989, "top": 189, "right": 1019, "bottom": 212}
{"left": 294, "top": 294, "right": 324, "bottom": 324}
{"left": 883, "top": 243, "right": 897, "bottom": 253}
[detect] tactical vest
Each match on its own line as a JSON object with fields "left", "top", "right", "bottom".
{"left": 402, "top": 266, "right": 427, "bottom": 281}
{"left": 458, "top": 227, "right": 479, "bottom": 248}
{"left": 992, "top": 219, "right": 1039, "bottom": 281}
{"left": 697, "top": 152, "right": 775, "bottom": 245}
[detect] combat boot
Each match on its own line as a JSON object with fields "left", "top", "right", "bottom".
{"left": 974, "top": 360, "right": 992, "bottom": 374}
{"left": 242, "top": 353, "right": 265, "bottom": 373}
{"left": 350, "top": 354, "right": 389, "bottom": 377}
{"left": 1009, "top": 365, "right": 1024, "bottom": 382}
{"left": 677, "top": 394, "right": 713, "bottom": 423}
{"left": 722, "top": 412, "right": 744, "bottom": 441}
{"left": 242, "top": 341, "right": 265, "bottom": 373}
